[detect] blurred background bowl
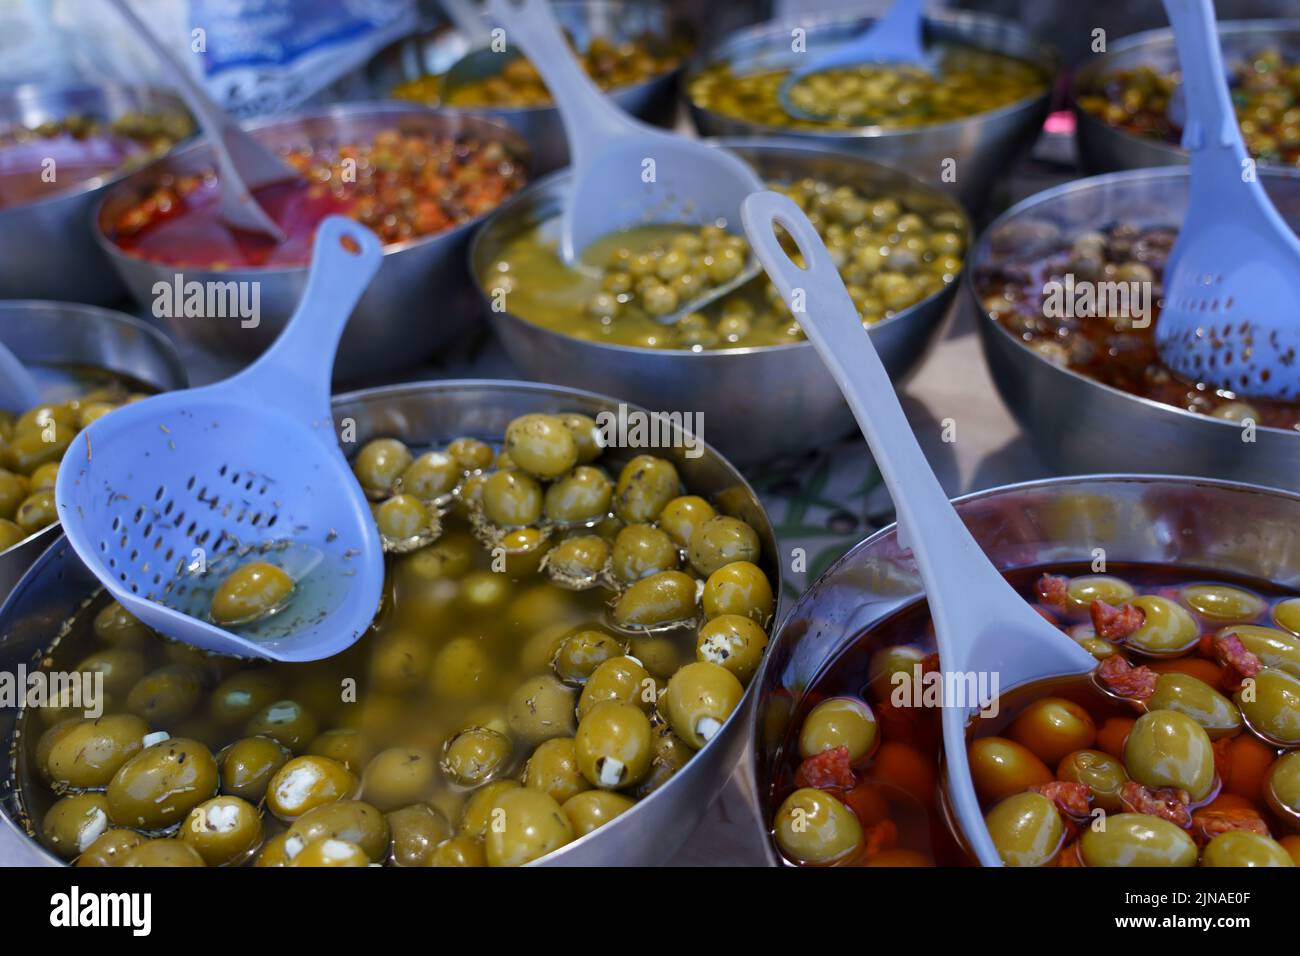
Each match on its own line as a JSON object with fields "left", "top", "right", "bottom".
{"left": 0, "top": 83, "right": 190, "bottom": 303}
{"left": 0, "top": 377, "right": 781, "bottom": 867}
{"left": 471, "top": 139, "right": 970, "bottom": 466}
{"left": 750, "top": 474, "right": 1300, "bottom": 866}
{"left": 94, "top": 103, "right": 529, "bottom": 382}
{"left": 366, "top": 0, "right": 687, "bottom": 175}
{"left": 682, "top": 10, "right": 1060, "bottom": 212}
{"left": 1073, "top": 19, "right": 1300, "bottom": 174}
{"left": 968, "top": 166, "right": 1300, "bottom": 491}
{"left": 0, "top": 300, "right": 186, "bottom": 601}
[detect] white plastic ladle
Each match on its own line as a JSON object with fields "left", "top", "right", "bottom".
{"left": 104, "top": 0, "right": 297, "bottom": 242}
{"left": 778, "top": 0, "right": 931, "bottom": 123}
{"left": 484, "top": 0, "right": 764, "bottom": 322}
{"left": 741, "top": 190, "right": 1098, "bottom": 867}
{"left": 0, "top": 341, "right": 41, "bottom": 413}
{"left": 440, "top": 0, "right": 492, "bottom": 47}
{"left": 1156, "top": 0, "right": 1300, "bottom": 402}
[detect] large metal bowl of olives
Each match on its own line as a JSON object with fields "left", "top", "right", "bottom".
{"left": 0, "top": 379, "right": 782, "bottom": 867}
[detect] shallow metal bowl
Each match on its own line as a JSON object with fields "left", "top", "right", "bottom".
{"left": 471, "top": 139, "right": 970, "bottom": 465}
{"left": 0, "top": 378, "right": 781, "bottom": 867}
{"left": 0, "top": 300, "right": 187, "bottom": 601}
{"left": 682, "top": 11, "right": 1060, "bottom": 211}
{"left": 94, "top": 104, "right": 529, "bottom": 382}
{"left": 968, "top": 166, "right": 1300, "bottom": 490}
{"left": 366, "top": 0, "right": 686, "bottom": 175}
{"left": 1073, "top": 20, "right": 1300, "bottom": 174}
{"left": 750, "top": 474, "right": 1300, "bottom": 866}
{"left": 0, "top": 84, "right": 190, "bottom": 303}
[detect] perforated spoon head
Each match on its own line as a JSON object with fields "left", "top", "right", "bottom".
{"left": 55, "top": 218, "right": 385, "bottom": 662}
{"left": 742, "top": 189, "right": 1097, "bottom": 867}
{"left": 0, "top": 341, "right": 41, "bottom": 413}
{"left": 1155, "top": 0, "right": 1300, "bottom": 401}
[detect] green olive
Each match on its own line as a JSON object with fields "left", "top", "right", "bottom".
{"left": 544, "top": 534, "right": 610, "bottom": 588}
{"left": 287, "top": 800, "right": 389, "bottom": 863}
{"left": 1265, "top": 751, "right": 1300, "bottom": 824}
{"left": 458, "top": 779, "right": 520, "bottom": 839}
{"left": 210, "top": 561, "right": 295, "bottom": 626}
{"left": 397, "top": 450, "right": 461, "bottom": 500}
{"left": 244, "top": 699, "right": 318, "bottom": 753}
{"left": 447, "top": 436, "right": 495, "bottom": 472}
{"left": 361, "top": 747, "right": 438, "bottom": 812}
{"left": 578, "top": 656, "right": 655, "bottom": 718}
{"left": 543, "top": 466, "right": 613, "bottom": 525}
{"left": 632, "top": 725, "right": 693, "bottom": 797}
{"left": 353, "top": 437, "right": 413, "bottom": 497}
{"left": 613, "top": 456, "right": 679, "bottom": 524}
{"left": 307, "top": 728, "right": 366, "bottom": 773}
{"left": 254, "top": 832, "right": 292, "bottom": 867}
{"left": 612, "top": 570, "right": 699, "bottom": 628}
{"left": 266, "top": 755, "right": 358, "bottom": 821}
{"left": 799, "top": 697, "right": 878, "bottom": 761}
{"left": 552, "top": 629, "right": 623, "bottom": 685}
{"left": 1202, "top": 831, "right": 1295, "bottom": 867}
{"left": 1225, "top": 625, "right": 1300, "bottom": 677}
{"left": 562, "top": 790, "right": 634, "bottom": 836}
{"left": 180, "top": 795, "right": 262, "bottom": 865}
{"left": 985, "top": 791, "right": 1065, "bottom": 867}
{"left": 76, "top": 828, "right": 145, "bottom": 867}
{"left": 45, "top": 714, "right": 148, "bottom": 790}
{"left": 1080, "top": 813, "right": 1197, "bottom": 867}
{"left": 125, "top": 664, "right": 203, "bottom": 726}
{"left": 663, "top": 661, "right": 743, "bottom": 749}
{"left": 455, "top": 571, "right": 512, "bottom": 615}
{"left": 430, "top": 635, "right": 494, "bottom": 701}
{"left": 626, "top": 634, "right": 682, "bottom": 680}
{"left": 208, "top": 670, "right": 281, "bottom": 726}
{"left": 93, "top": 601, "right": 152, "bottom": 646}
{"left": 106, "top": 737, "right": 218, "bottom": 829}
{"left": 367, "top": 629, "right": 433, "bottom": 695}
{"left": 0, "top": 518, "right": 24, "bottom": 550}
{"left": 120, "top": 839, "right": 206, "bottom": 867}
{"left": 524, "top": 737, "right": 590, "bottom": 804}
{"left": 702, "top": 560, "right": 774, "bottom": 623}
{"left": 288, "top": 837, "right": 370, "bottom": 867}
{"left": 867, "top": 644, "right": 926, "bottom": 700}
{"left": 440, "top": 726, "right": 511, "bottom": 785}
{"left": 559, "top": 413, "right": 602, "bottom": 463}
{"left": 374, "top": 494, "right": 439, "bottom": 549}
{"left": 218, "top": 735, "right": 291, "bottom": 801}
{"left": 505, "top": 414, "right": 579, "bottom": 479}
{"left": 1147, "top": 672, "right": 1242, "bottom": 736}
{"left": 1275, "top": 598, "right": 1300, "bottom": 636}
{"left": 1066, "top": 575, "right": 1136, "bottom": 610}
{"left": 657, "top": 495, "right": 716, "bottom": 548}
{"left": 43, "top": 793, "right": 111, "bottom": 859}
{"left": 575, "top": 700, "right": 653, "bottom": 789}
{"left": 484, "top": 787, "right": 573, "bottom": 866}
{"left": 1057, "top": 749, "right": 1128, "bottom": 813}
{"left": 507, "top": 674, "right": 577, "bottom": 744}
{"left": 696, "top": 614, "right": 769, "bottom": 684}
{"left": 430, "top": 835, "right": 487, "bottom": 867}
{"left": 13, "top": 490, "right": 55, "bottom": 533}
{"left": 1126, "top": 596, "right": 1200, "bottom": 656}
{"left": 74, "top": 648, "right": 145, "bottom": 699}
{"left": 1181, "top": 584, "right": 1267, "bottom": 622}
{"left": 10, "top": 432, "right": 72, "bottom": 479}
{"left": 0, "top": 468, "right": 28, "bottom": 518}
{"left": 1236, "top": 667, "right": 1300, "bottom": 745}
{"left": 611, "top": 523, "right": 679, "bottom": 582}
{"left": 386, "top": 803, "right": 452, "bottom": 866}
{"left": 481, "top": 469, "right": 543, "bottom": 527}
{"left": 773, "top": 788, "right": 863, "bottom": 865}
{"left": 687, "top": 516, "right": 761, "bottom": 577}
{"left": 1123, "top": 709, "right": 1216, "bottom": 801}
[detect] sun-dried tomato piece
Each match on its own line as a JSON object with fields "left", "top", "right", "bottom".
{"left": 1036, "top": 574, "right": 1069, "bottom": 609}
{"left": 1091, "top": 599, "right": 1146, "bottom": 640}
{"left": 794, "top": 745, "right": 855, "bottom": 791}
{"left": 1098, "top": 655, "right": 1158, "bottom": 700}
{"left": 1190, "top": 807, "right": 1270, "bottom": 845}
{"left": 1030, "top": 781, "right": 1092, "bottom": 818}
{"left": 1213, "top": 632, "right": 1262, "bottom": 685}
{"left": 1120, "top": 782, "right": 1191, "bottom": 827}
{"left": 863, "top": 819, "right": 899, "bottom": 858}
{"left": 1055, "top": 841, "right": 1084, "bottom": 867}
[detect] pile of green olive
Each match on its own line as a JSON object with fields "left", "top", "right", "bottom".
{"left": 481, "top": 176, "right": 965, "bottom": 350}
{"left": 687, "top": 44, "right": 1047, "bottom": 130}
{"left": 19, "top": 410, "right": 775, "bottom": 866}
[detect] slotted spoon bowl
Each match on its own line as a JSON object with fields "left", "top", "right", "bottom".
{"left": 54, "top": 216, "right": 385, "bottom": 662}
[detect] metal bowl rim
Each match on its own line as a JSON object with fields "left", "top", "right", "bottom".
{"left": 966, "top": 163, "right": 1300, "bottom": 440}
{"left": 681, "top": 8, "right": 1062, "bottom": 141}
{"left": 468, "top": 138, "right": 972, "bottom": 358}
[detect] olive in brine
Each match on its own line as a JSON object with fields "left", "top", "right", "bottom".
{"left": 45, "top": 714, "right": 149, "bottom": 790}
{"left": 1079, "top": 813, "right": 1197, "bottom": 867}
{"left": 440, "top": 727, "right": 511, "bottom": 786}
{"left": 613, "top": 456, "right": 679, "bottom": 523}
{"left": 611, "top": 523, "right": 679, "bottom": 582}
{"left": 289, "top": 838, "right": 370, "bottom": 867}
{"left": 985, "top": 792, "right": 1064, "bottom": 867}
{"left": 287, "top": 800, "right": 390, "bottom": 863}
{"left": 1065, "top": 575, "right": 1135, "bottom": 610}
{"left": 210, "top": 561, "right": 295, "bottom": 627}
{"left": 687, "top": 516, "right": 760, "bottom": 577}
{"left": 1126, "top": 596, "right": 1199, "bottom": 656}
{"left": 120, "top": 839, "right": 206, "bottom": 867}
{"left": 1202, "top": 831, "right": 1295, "bottom": 867}
{"left": 553, "top": 629, "right": 623, "bottom": 685}
{"left": 480, "top": 469, "right": 543, "bottom": 527}
{"left": 612, "top": 570, "right": 698, "bottom": 629}
{"left": 180, "top": 795, "right": 262, "bottom": 865}
{"left": 361, "top": 747, "right": 438, "bottom": 812}
{"left": 484, "top": 788, "right": 573, "bottom": 867}
{"left": 968, "top": 737, "right": 1053, "bottom": 804}
{"left": 1057, "top": 749, "right": 1128, "bottom": 813}
{"left": 125, "top": 665, "right": 203, "bottom": 726}
{"left": 562, "top": 790, "right": 634, "bottom": 837}
{"left": 657, "top": 495, "right": 715, "bottom": 548}
{"left": 267, "top": 755, "right": 358, "bottom": 821}
{"left": 352, "top": 438, "right": 412, "bottom": 497}
{"left": 1227, "top": 625, "right": 1300, "bottom": 677}
{"left": 524, "top": 737, "right": 590, "bottom": 805}
{"left": 1180, "top": 584, "right": 1266, "bottom": 622}
{"left": 663, "top": 661, "right": 743, "bottom": 749}
{"left": 1123, "top": 709, "right": 1215, "bottom": 801}
{"left": 1006, "top": 697, "right": 1097, "bottom": 767}
{"left": 507, "top": 674, "right": 577, "bottom": 745}
{"left": 773, "top": 788, "right": 862, "bottom": 865}
{"left": 397, "top": 450, "right": 460, "bottom": 500}
{"left": 702, "top": 560, "right": 774, "bottom": 623}
{"left": 43, "top": 793, "right": 111, "bottom": 860}
{"left": 387, "top": 803, "right": 452, "bottom": 867}
{"left": 93, "top": 601, "right": 151, "bottom": 647}
{"left": 106, "top": 738, "right": 218, "bottom": 829}
{"left": 696, "top": 614, "right": 768, "bottom": 683}
{"left": 798, "top": 697, "right": 877, "bottom": 761}
{"left": 575, "top": 701, "right": 653, "bottom": 789}
{"left": 543, "top": 466, "right": 613, "bottom": 525}
{"left": 1147, "top": 672, "right": 1241, "bottom": 737}
{"left": 505, "top": 414, "right": 579, "bottom": 479}
{"left": 218, "top": 735, "right": 291, "bottom": 801}
{"left": 578, "top": 656, "right": 654, "bottom": 719}
{"left": 1236, "top": 667, "right": 1300, "bottom": 745}
{"left": 76, "top": 828, "right": 144, "bottom": 867}
{"left": 245, "top": 699, "right": 318, "bottom": 753}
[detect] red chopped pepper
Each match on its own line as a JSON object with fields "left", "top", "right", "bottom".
{"left": 863, "top": 819, "right": 899, "bottom": 858}
{"left": 1030, "top": 781, "right": 1093, "bottom": 818}
{"left": 1120, "top": 782, "right": 1191, "bottom": 827}
{"left": 794, "top": 745, "right": 856, "bottom": 791}
{"left": 1036, "top": 573, "right": 1069, "bottom": 609}
{"left": 1098, "top": 655, "right": 1158, "bottom": 700}
{"left": 1091, "top": 599, "right": 1145, "bottom": 640}
{"left": 1190, "top": 807, "right": 1270, "bottom": 845}
{"left": 1213, "top": 632, "right": 1262, "bottom": 686}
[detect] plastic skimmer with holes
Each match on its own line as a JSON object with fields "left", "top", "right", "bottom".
{"left": 54, "top": 217, "right": 386, "bottom": 662}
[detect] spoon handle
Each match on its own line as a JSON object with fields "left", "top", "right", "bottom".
{"left": 230, "top": 217, "right": 383, "bottom": 431}
{"left": 485, "top": 0, "right": 637, "bottom": 171}
{"left": 441, "top": 0, "right": 492, "bottom": 47}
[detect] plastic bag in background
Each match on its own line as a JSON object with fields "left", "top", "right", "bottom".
{"left": 0, "top": 0, "right": 417, "bottom": 117}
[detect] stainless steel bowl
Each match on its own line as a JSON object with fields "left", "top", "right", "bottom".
{"left": 0, "top": 84, "right": 190, "bottom": 303}
{"left": 0, "top": 378, "right": 782, "bottom": 867}
{"left": 1073, "top": 20, "right": 1300, "bottom": 174}
{"left": 471, "top": 139, "right": 969, "bottom": 466}
{"left": 682, "top": 11, "right": 1060, "bottom": 211}
{"left": 968, "top": 166, "right": 1300, "bottom": 490}
{"left": 366, "top": 0, "right": 686, "bottom": 175}
{"left": 749, "top": 474, "right": 1300, "bottom": 866}
{"left": 94, "top": 104, "right": 529, "bottom": 381}
{"left": 0, "top": 300, "right": 187, "bottom": 600}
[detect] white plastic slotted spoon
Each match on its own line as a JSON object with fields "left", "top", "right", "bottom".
{"left": 55, "top": 217, "right": 385, "bottom": 662}
{"left": 741, "top": 190, "right": 1098, "bottom": 867}
{"left": 778, "top": 0, "right": 931, "bottom": 123}
{"left": 104, "top": 0, "right": 297, "bottom": 241}
{"left": 441, "top": 0, "right": 493, "bottom": 47}
{"left": 484, "top": 0, "right": 764, "bottom": 322}
{"left": 0, "top": 342, "right": 40, "bottom": 413}
{"left": 1156, "top": 0, "right": 1300, "bottom": 402}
